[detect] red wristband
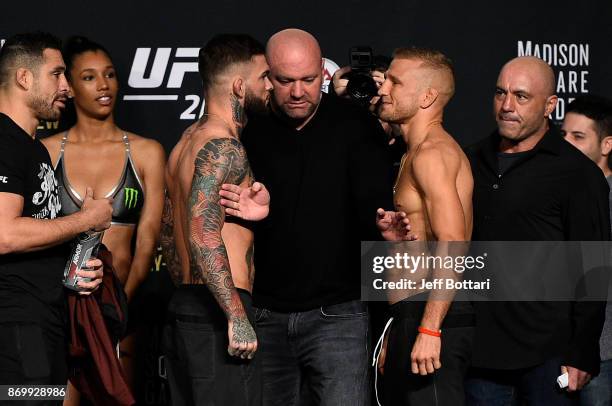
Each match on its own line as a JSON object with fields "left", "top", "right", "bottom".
{"left": 418, "top": 326, "right": 441, "bottom": 337}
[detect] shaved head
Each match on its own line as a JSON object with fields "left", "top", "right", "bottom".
{"left": 500, "top": 56, "right": 556, "bottom": 97}
{"left": 494, "top": 56, "right": 558, "bottom": 144}
{"left": 416, "top": 66, "right": 454, "bottom": 105}
{"left": 266, "top": 29, "right": 322, "bottom": 66}
{"left": 265, "top": 29, "right": 324, "bottom": 125}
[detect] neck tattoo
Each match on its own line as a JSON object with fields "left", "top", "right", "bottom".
{"left": 230, "top": 94, "right": 245, "bottom": 136}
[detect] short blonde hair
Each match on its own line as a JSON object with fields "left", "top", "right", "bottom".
{"left": 393, "top": 47, "right": 455, "bottom": 97}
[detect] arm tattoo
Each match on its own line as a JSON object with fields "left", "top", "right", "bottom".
{"left": 188, "top": 137, "right": 250, "bottom": 322}
{"left": 232, "top": 317, "right": 254, "bottom": 343}
{"left": 160, "top": 191, "right": 182, "bottom": 286}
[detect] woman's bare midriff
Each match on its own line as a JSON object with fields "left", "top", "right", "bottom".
{"left": 102, "top": 224, "right": 136, "bottom": 285}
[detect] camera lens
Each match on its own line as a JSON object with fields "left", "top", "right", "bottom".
{"left": 347, "top": 73, "right": 378, "bottom": 106}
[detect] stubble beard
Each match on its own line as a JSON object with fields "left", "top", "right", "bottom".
{"left": 28, "top": 87, "right": 61, "bottom": 121}
{"left": 244, "top": 89, "right": 270, "bottom": 116}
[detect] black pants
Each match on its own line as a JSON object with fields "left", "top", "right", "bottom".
{"left": 162, "top": 285, "right": 262, "bottom": 406}
{"left": 381, "top": 298, "right": 474, "bottom": 406}
{"left": 0, "top": 321, "right": 67, "bottom": 406}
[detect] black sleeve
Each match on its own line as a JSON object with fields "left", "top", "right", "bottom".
{"left": 0, "top": 138, "right": 25, "bottom": 196}
{"left": 563, "top": 165, "right": 610, "bottom": 375}
{"left": 349, "top": 111, "right": 395, "bottom": 241}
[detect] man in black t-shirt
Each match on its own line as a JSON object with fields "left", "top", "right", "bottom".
{"left": 0, "top": 33, "right": 112, "bottom": 388}
{"left": 221, "top": 28, "right": 394, "bottom": 405}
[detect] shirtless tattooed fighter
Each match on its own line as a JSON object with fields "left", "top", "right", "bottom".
{"left": 161, "top": 34, "right": 272, "bottom": 406}
{"left": 189, "top": 137, "right": 255, "bottom": 351}
{"left": 374, "top": 48, "right": 474, "bottom": 406}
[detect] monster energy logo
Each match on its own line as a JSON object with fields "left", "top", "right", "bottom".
{"left": 124, "top": 188, "right": 139, "bottom": 209}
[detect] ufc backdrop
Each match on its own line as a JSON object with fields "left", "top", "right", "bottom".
{"left": 2, "top": 0, "right": 612, "bottom": 404}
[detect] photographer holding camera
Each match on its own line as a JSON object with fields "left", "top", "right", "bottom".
{"left": 333, "top": 47, "right": 388, "bottom": 107}
{"left": 332, "top": 47, "right": 403, "bottom": 148}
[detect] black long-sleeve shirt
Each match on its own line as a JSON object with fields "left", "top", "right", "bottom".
{"left": 242, "top": 94, "right": 394, "bottom": 312}
{"left": 466, "top": 123, "right": 610, "bottom": 374}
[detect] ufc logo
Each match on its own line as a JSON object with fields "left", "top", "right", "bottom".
{"left": 0, "top": 176, "right": 8, "bottom": 184}
{"left": 127, "top": 48, "right": 199, "bottom": 89}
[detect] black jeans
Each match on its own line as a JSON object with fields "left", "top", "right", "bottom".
{"left": 254, "top": 300, "right": 371, "bottom": 406}
{"left": 0, "top": 321, "right": 67, "bottom": 406}
{"left": 380, "top": 298, "right": 474, "bottom": 406}
{"left": 162, "top": 285, "right": 262, "bottom": 406}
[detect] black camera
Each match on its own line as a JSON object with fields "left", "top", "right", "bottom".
{"left": 343, "top": 47, "right": 389, "bottom": 107}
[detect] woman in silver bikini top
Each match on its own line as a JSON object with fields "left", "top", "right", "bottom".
{"left": 41, "top": 36, "right": 166, "bottom": 406}
{"left": 55, "top": 131, "right": 145, "bottom": 225}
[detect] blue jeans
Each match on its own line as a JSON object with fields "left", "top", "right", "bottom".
{"left": 465, "top": 357, "right": 578, "bottom": 406}
{"left": 254, "top": 300, "right": 370, "bottom": 406}
{"left": 581, "top": 359, "right": 612, "bottom": 406}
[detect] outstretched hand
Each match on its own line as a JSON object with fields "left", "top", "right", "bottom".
{"left": 219, "top": 182, "right": 270, "bottom": 221}
{"left": 376, "top": 208, "right": 417, "bottom": 241}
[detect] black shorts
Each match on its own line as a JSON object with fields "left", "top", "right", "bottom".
{"left": 380, "top": 295, "right": 474, "bottom": 406}
{"left": 162, "top": 285, "right": 262, "bottom": 406}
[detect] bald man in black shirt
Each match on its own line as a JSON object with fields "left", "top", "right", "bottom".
{"left": 221, "top": 28, "right": 394, "bottom": 405}
{"left": 465, "top": 56, "right": 609, "bottom": 405}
